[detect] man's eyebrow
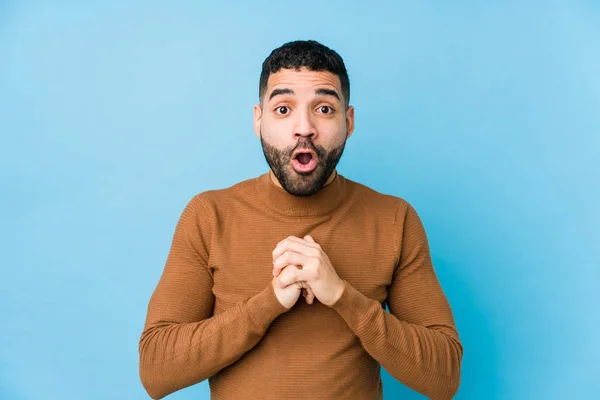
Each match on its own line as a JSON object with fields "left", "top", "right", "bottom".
{"left": 315, "top": 88, "right": 341, "bottom": 102}
{"left": 269, "top": 88, "right": 295, "bottom": 101}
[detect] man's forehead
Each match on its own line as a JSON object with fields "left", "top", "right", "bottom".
{"left": 267, "top": 68, "right": 341, "bottom": 93}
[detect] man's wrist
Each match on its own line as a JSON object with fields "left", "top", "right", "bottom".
{"left": 326, "top": 279, "right": 347, "bottom": 307}
{"left": 246, "top": 283, "right": 289, "bottom": 331}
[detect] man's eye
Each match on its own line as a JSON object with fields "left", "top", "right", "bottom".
{"left": 318, "top": 106, "right": 333, "bottom": 114}
{"left": 275, "top": 106, "right": 289, "bottom": 115}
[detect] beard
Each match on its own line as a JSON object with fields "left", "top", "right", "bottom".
{"left": 260, "top": 132, "right": 346, "bottom": 197}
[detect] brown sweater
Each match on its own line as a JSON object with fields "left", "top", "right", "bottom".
{"left": 139, "top": 171, "right": 463, "bottom": 399}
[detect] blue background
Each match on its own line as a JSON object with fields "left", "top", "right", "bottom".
{"left": 2, "top": 1, "right": 599, "bottom": 399}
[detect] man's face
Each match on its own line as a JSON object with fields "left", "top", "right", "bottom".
{"left": 254, "top": 68, "right": 355, "bottom": 197}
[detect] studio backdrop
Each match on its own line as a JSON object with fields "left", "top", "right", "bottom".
{"left": 1, "top": 1, "right": 599, "bottom": 399}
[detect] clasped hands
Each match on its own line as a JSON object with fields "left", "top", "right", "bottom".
{"left": 271, "top": 235, "right": 345, "bottom": 309}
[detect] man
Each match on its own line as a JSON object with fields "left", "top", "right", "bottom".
{"left": 139, "top": 40, "right": 463, "bottom": 400}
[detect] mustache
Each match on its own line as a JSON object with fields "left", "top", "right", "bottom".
{"left": 289, "top": 137, "right": 324, "bottom": 158}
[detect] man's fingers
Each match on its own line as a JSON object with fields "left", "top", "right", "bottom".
{"left": 276, "top": 264, "right": 315, "bottom": 304}
{"left": 273, "top": 251, "right": 309, "bottom": 276}
{"left": 276, "top": 265, "right": 297, "bottom": 288}
{"left": 305, "top": 286, "right": 315, "bottom": 304}
{"left": 272, "top": 236, "right": 319, "bottom": 263}
{"left": 301, "top": 286, "right": 316, "bottom": 304}
{"left": 277, "top": 267, "right": 310, "bottom": 288}
{"left": 304, "top": 235, "right": 315, "bottom": 243}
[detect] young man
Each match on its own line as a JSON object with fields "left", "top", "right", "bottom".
{"left": 139, "top": 40, "right": 463, "bottom": 400}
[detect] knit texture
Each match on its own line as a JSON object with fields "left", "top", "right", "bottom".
{"left": 139, "top": 171, "right": 463, "bottom": 399}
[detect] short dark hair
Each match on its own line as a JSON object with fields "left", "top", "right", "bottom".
{"left": 259, "top": 40, "right": 350, "bottom": 107}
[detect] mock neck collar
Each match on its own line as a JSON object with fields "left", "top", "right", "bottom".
{"left": 254, "top": 170, "right": 348, "bottom": 217}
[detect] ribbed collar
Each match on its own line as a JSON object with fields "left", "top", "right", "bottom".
{"left": 254, "top": 170, "right": 348, "bottom": 217}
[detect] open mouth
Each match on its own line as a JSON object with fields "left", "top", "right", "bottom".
{"left": 292, "top": 150, "right": 317, "bottom": 173}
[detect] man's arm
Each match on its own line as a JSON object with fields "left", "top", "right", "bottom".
{"left": 138, "top": 195, "right": 288, "bottom": 399}
{"left": 330, "top": 202, "right": 463, "bottom": 400}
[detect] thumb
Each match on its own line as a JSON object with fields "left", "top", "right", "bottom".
{"left": 304, "top": 235, "right": 315, "bottom": 243}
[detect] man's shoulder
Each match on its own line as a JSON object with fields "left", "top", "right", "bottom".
{"left": 344, "top": 176, "right": 412, "bottom": 215}
{"left": 343, "top": 177, "right": 425, "bottom": 231}
{"left": 187, "top": 174, "right": 261, "bottom": 211}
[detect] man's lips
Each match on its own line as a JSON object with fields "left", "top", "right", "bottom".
{"left": 291, "top": 150, "right": 318, "bottom": 173}
{"left": 292, "top": 157, "right": 317, "bottom": 173}
{"left": 292, "top": 149, "right": 317, "bottom": 161}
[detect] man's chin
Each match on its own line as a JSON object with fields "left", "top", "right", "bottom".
{"left": 278, "top": 173, "right": 318, "bottom": 196}
{"left": 286, "top": 186, "right": 320, "bottom": 197}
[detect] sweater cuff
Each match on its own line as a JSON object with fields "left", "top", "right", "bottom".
{"left": 330, "top": 280, "right": 375, "bottom": 332}
{"left": 245, "top": 283, "right": 289, "bottom": 332}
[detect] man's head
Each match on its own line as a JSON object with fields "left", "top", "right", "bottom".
{"left": 254, "top": 40, "right": 354, "bottom": 197}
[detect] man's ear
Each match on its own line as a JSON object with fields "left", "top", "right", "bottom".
{"left": 345, "top": 105, "right": 355, "bottom": 139}
{"left": 253, "top": 104, "right": 262, "bottom": 138}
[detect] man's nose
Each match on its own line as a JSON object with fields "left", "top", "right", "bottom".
{"left": 294, "top": 108, "right": 317, "bottom": 139}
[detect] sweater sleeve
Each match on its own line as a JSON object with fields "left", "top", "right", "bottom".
{"left": 138, "top": 195, "right": 288, "bottom": 399}
{"left": 331, "top": 202, "right": 463, "bottom": 400}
